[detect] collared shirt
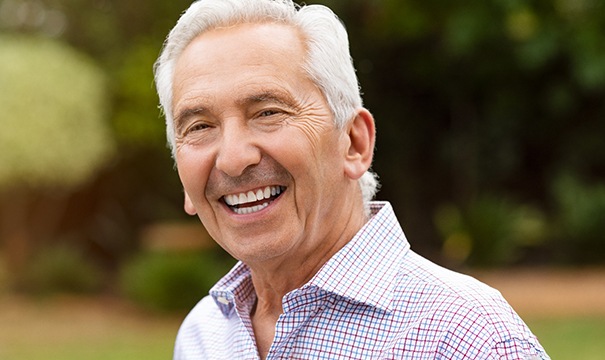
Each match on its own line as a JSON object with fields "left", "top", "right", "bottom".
{"left": 174, "top": 201, "right": 550, "bottom": 359}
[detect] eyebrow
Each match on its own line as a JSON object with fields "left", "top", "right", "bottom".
{"left": 174, "top": 107, "right": 208, "bottom": 134}
{"left": 237, "top": 90, "right": 299, "bottom": 110}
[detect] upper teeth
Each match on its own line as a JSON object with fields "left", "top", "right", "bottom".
{"left": 224, "top": 186, "right": 283, "bottom": 206}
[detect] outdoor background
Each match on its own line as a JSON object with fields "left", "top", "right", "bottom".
{"left": 1, "top": 0, "right": 604, "bottom": 359}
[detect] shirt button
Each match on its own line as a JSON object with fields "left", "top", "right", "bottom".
{"left": 217, "top": 296, "right": 230, "bottom": 305}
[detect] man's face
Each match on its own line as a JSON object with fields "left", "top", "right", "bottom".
{"left": 172, "top": 23, "right": 356, "bottom": 266}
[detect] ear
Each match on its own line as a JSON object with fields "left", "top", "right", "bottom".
{"left": 184, "top": 191, "right": 197, "bottom": 215}
{"left": 344, "top": 108, "right": 375, "bottom": 180}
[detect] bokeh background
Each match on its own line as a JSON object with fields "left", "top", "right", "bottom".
{"left": 1, "top": 0, "right": 604, "bottom": 359}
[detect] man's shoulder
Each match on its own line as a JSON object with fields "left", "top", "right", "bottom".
{"left": 385, "top": 252, "right": 550, "bottom": 357}
{"left": 175, "top": 294, "right": 256, "bottom": 359}
{"left": 396, "top": 250, "right": 510, "bottom": 317}
{"left": 174, "top": 296, "right": 215, "bottom": 359}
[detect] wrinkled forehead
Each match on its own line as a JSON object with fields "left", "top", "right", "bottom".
{"left": 170, "top": 22, "right": 316, "bottom": 115}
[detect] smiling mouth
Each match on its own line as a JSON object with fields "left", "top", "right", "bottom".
{"left": 222, "top": 185, "right": 285, "bottom": 215}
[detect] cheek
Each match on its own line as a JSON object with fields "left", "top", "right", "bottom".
{"left": 271, "top": 130, "right": 345, "bottom": 188}
{"left": 266, "top": 136, "right": 312, "bottom": 177}
{"left": 277, "top": 121, "right": 338, "bottom": 158}
{"left": 176, "top": 148, "right": 213, "bottom": 200}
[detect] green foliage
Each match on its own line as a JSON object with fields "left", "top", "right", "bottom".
{"left": 18, "top": 245, "right": 104, "bottom": 295}
{"left": 0, "top": 34, "right": 114, "bottom": 189}
{"left": 551, "top": 175, "right": 605, "bottom": 263}
{"left": 111, "top": 40, "right": 168, "bottom": 147}
{"left": 435, "top": 197, "right": 548, "bottom": 267}
{"left": 1, "top": 0, "right": 604, "bottom": 269}
{"left": 321, "top": 0, "right": 605, "bottom": 263}
{"left": 120, "top": 250, "right": 236, "bottom": 311}
{"left": 436, "top": 175, "right": 605, "bottom": 266}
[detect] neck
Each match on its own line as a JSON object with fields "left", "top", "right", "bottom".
{"left": 249, "top": 203, "right": 368, "bottom": 312}
{"left": 249, "top": 243, "right": 334, "bottom": 311}
{"left": 246, "top": 195, "right": 369, "bottom": 359}
{"left": 248, "top": 209, "right": 366, "bottom": 359}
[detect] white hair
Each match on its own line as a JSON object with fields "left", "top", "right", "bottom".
{"left": 154, "top": 0, "right": 379, "bottom": 206}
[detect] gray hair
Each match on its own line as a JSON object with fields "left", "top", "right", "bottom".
{"left": 154, "top": 0, "right": 379, "bottom": 205}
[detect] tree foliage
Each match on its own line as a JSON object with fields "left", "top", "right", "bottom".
{"left": 323, "top": 0, "right": 605, "bottom": 263}
{"left": 0, "top": 34, "right": 113, "bottom": 189}
{"left": 1, "top": 0, "right": 603, "bottom": 268}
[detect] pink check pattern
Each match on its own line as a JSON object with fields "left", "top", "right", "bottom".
{"left": 174, "top": 202, "right": 550, "bottom": 359}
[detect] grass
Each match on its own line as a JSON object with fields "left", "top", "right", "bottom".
{"left": 527, "top": 316, "right": 605, "bottom": 360}
{"left": 0, "top": 295, "right": 182, "bottom": 360}
{"left": 2, "top": 333, "right": 176, "bottom": 360}
{"left": 0, "top": 295, "right": 603, "bottom": 359}
{"left": 2, "top": 315, "right": 604, "bottom": 359}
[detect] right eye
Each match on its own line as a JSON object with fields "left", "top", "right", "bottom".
{"left": 186, "top": 122, "right": 210, "bottom": 134}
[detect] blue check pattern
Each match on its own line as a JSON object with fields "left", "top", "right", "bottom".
{"left": 174, "top": 202, "right": 550, "bottom": 359}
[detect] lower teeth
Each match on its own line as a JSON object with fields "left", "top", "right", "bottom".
{"left": 233, "top": 202, "right": 269, "bottom": 215}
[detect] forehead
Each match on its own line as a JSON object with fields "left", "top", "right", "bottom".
{"left": 172, "top": 22, "right": 309, "bottom": 110}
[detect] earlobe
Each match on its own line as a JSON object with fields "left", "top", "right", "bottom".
{"left": 184, "top": 191, "right": 197, "bottom": 215}
{"left": 344, "top": 108, "right": 376, "bottom": 180}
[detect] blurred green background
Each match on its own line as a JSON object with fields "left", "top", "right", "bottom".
{"left": 0, "top": 0, "right": 604, "bottom": 359}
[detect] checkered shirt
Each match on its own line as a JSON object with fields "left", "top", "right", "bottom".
{"left": 174, "top": 201, "right": 550, "bottom": 359}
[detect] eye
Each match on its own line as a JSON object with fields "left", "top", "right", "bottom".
{"left": 259, "top": 109, "right": 279, "bottom": 117}
{"left": 186, "top": 122, "right": 210, "bottom": 134}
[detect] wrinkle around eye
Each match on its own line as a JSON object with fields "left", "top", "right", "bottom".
{"left": 286, "top": 97, "right": 334, "bottom": 141}
{"left": 287, "top": 113, "right": 333, "bottom": 151}
{"left": 252, "top": 111, "right": 291, "bottom": 131}
{"left": 176, "top": 121, "right": 216, "bottom": 147}
{"left": 186, "top": 122, "right": 211, "bottom": 134}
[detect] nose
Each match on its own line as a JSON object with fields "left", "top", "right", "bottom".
{"left": 215, "top": 119, "right": 261, "bottom": 177}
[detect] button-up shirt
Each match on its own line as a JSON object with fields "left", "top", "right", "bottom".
{"left": 174, "top": 201, "right": 549, "bottom": 359}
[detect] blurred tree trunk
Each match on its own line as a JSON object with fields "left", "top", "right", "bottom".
{"left": 0, "top": 187, "right": 71, "bottom": 284}
{"left": 0, "top": 187, "right": 33, "bottom": 281}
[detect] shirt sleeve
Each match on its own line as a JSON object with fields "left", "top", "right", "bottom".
{"left": 433, "top": 307, "right": 551, "bottom": 360}
{"left": 491, "top": 337, "right": 551, "bottom": 360}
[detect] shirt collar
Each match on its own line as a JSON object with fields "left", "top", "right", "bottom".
{"left": 210, "top": 261, "right": 254, "bottom": 317}
{"left": 306, "top": 201, "right": 409, "bottom": 311}
{"left": 210, "top": 201, "right": 410, "bottom": 316}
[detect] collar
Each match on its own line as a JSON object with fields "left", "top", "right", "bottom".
{"left": 210, "top": 201, "right": 410, "bottom": 317}
{"left": 210, "top": 261, "right": 254, "bottom": 318}
{"left": 304, "top": 201, "right": 409, "bottom": 312}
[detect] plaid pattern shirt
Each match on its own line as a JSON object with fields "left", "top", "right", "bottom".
{"left": 174, "top": 202, "right": 550, "bottom": 359}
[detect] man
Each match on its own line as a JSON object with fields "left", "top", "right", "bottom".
{"left": 154, "top": 0, "right": 550, "bottom": 359}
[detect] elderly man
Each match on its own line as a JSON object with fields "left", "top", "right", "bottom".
{"left": 154, "top": 0, "right": 550, "bottom": 359}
